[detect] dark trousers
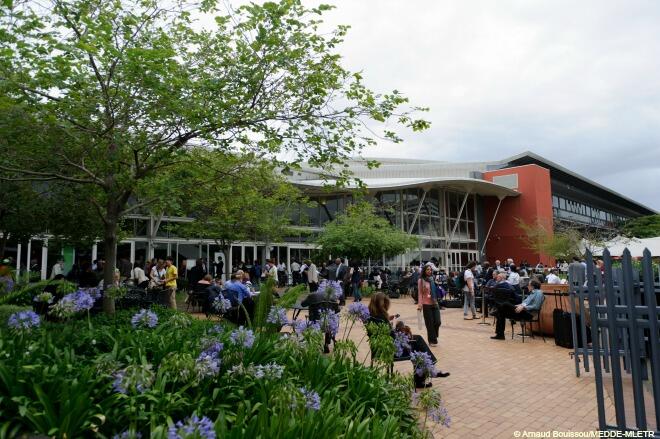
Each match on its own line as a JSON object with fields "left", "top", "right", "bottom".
{"left": 495, "top": 302, "right": 533, "bottom": 337}
{"left": 422, "top": 304, "right": 441, "bottom": 344}
{"left": 309, "top": 281, "right": 318, "bottom": 292}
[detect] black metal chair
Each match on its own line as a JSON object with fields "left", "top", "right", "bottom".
{"left": 308, "top": 300, "right": 340, "bottom": 353}
{"left": 514, "top": 295, "right": 546, "bottom": 343}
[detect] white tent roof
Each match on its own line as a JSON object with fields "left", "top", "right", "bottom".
{"left": 590, "top": 236, "right": 660, "bottom": 257}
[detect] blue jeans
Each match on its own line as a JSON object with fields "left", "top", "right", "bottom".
{"left": 352, "top": 282, "right": 361, "bottom": 301}
{"left": 463, "top": 290, "right": 476, "bottom": 316}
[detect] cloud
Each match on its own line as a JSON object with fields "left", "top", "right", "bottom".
{"left": 318, "top": 0, "right": 660, "bottom": 210}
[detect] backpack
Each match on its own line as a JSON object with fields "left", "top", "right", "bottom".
{"left": 455, "top": 274, "right": 466, "bottom": 290}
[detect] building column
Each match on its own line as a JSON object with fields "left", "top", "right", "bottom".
{"left": 241, "top": 245, "right": 245, "bottom": 262}
{"left": 92, "top": 243, "right": 98, "bottom": 263}
{"left": 130, "top": 241, "right": 135, "bottom": 265}
{"left": 16, "top": 243, "right": 22, "bottom": 278}
{"left": 26, "top": 239, "right": 32, "bottom": 276}
{"left": 41, "top": 239, "right": 48, "bottom": 280}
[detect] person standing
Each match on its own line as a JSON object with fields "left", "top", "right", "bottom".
{"left": 305, "top": 259, "right": 319, "bottom": 292}
{"left": 463, "top": 261, "right": 477, "bottom": 320}
{"left": 350, "top": 262, "right": 362, "bottom": 302}
{"left": 290, "top": 259, "right": 301, "bottom": 285}
{"left": 163, "top": 256, "right": 178, "bottom": 309}
{"left": 417, "top": 265, "right": 442, "bottom": 346}
{"left": 277, "top": 261, "right": 287, "bottom": 287}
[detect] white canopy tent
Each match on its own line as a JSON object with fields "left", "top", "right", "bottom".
{"left": 590, "top": 236, "right": 660, "bottom": 257}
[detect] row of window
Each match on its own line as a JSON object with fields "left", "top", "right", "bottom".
{"left": 551, "top": 195, "right": 628, "bottom": 227}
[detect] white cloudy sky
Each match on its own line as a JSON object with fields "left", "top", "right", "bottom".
{"left": 218, "top": 1, "right": 660, "bottom": 210}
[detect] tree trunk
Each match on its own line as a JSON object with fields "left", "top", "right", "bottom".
{"left": 102, "top": 211, "right": 119, "bottom": 314}
{"left": 0, "top": 232, "right": 8, "bottom": 259}
{"left": 223, "top": 246, "right": 231, "bottom": 280}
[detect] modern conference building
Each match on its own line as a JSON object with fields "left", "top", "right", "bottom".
{"left": 8, "top": 151, "right": 655, "bottom": 279}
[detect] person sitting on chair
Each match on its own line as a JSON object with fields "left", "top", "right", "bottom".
{"left": 367, "top": 292, "right": 449, "bottom": 387}
{"left": 491, "top": 279, "right": 545, "bottom": 340}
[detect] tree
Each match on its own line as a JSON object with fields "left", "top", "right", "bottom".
{"left": 172, "top": 149, "right": 303, "bottom": 278}
{"left": 315, "top": 202, "right": 419, "bottom": 262}
{"left": 517, "top": 218, "right": 581, "bottom": 261}
{"left": 620, "top": 215, "right": 660, "bottom": 239}
{"left": 0, "top": 180, "right": 102, "bottom": 258}
{"left": 0, "top": 181, "right": 49, "bottom": 257}
{"left": 0, "top": 0, "right": 428, "bottom": 312}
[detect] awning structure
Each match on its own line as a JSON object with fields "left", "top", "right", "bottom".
{"left": 292, "top": 177, "right": 520, "bottom": 198}
{"left": 590, "top": 236, "right": 660, "bottom": 257}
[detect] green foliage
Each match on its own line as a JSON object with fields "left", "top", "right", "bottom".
{"left": 276, "top": 284, "right": 307, "bottom": 309}
{"left": 517, "top": 218, "right": 582, "bottom": 260}
{"left": 0, "top": 0, "right": 428, "bottom": 305}
{"left": 173, "top": 151, "right": 303, "bottom": 252}
{"left": 0, "top": 307, "right": 422, "bottom": 438}
{"left": 253, "top": 277, "right": 276, "bottom": 330}
{"left": 365, "top": 322, "right": 396, "bottom": 368}
{"left": 0, "top": 279, "right": 76, "bottom": 306}
{"left": 621, "top": 215, "right": 660, "bottom": 238}
{"left": 316, "top": 202, "right": 419, "bottom": 261}
{"left": 361, "top": 284, "right": 376, "bottom": 297}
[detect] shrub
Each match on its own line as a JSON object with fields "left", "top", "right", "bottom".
{"left": 0, "top": 307, "right": 423, "bottom": 438}
{"left": 0, "top": 304, "right": 31, "bottom": 328}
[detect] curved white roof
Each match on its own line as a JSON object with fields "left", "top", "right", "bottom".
{"left": 294, "top": 177, "right": 519, "bottom": 198}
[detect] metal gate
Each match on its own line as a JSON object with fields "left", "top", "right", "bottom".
{"left": 569, "top": 248, "right": 659, "bottom": 436}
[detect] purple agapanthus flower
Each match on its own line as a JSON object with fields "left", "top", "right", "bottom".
{"left": 229, "top": 326, "right": 255, "bottom": 349}
{"left": 131, "top": 309, "right": 158, "bottom": 329}
{"left": 112, "top": 364, "right": 154, "bottom": 394}
{"left": 410, "top": 351, "right": 436, "bottom": 378}
{"left": 394, "top": 331, "right": 411, "bottom": 357}
{"left": 318, "top": 309, "right": 340, "bottom": 336}
{"left": 292, "top": 319, "right": 320, "bottom": 334}
{"left": 168, "top": 415, "right": 216, "bottom": 439}
{"left": 60, "top": 290, "right": 95, "bottom": 312}
{"left": 195, "top": 352, "right": 221, "bottom": 378}
{"left": 253, "top": 362, "right": 285, "bottom": 380}
{"left": 8, "top": 310, "right": 40, "bottom": 331}
{"left": 318, "top": 280, "right": 343, "bottom": 300}
{"left": 211, "top": 296, "right": 232, "bottom": 313}
{"left": 429, "top": 405, "right": 451, "bottom": 427}
{"left": 266, "top": 306, "right": 289, "bottom": 326}
{"left": 112, "top": 431, "right": 142, "bottom": 439}
{"left": 200, "top": 340, "right": 224, "bottom": 357}
{"left": 346, "top": 302, "right": 370, "bottom": 322}
{"left": 298, "top": 387, "right": 321, "bottom": 411}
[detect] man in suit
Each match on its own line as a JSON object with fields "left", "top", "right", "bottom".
{"left": 327, "top": 258, "right": 347, "bottom": 282}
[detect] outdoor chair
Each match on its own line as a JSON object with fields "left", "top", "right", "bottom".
{"left": 387, "top": 276, "right": 411, "bottom": 298}
{"left": 307, "top": 300, "right": 341, "bottom": 353}
{"left": 512, "top": 295, "right": 546, "bottom": 343}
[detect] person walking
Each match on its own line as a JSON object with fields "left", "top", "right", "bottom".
{"left": 463, "top": 261, "right": 478, "bottom": 320}
{"left": 417, "top": 265, "right": 442, "bottom": 346}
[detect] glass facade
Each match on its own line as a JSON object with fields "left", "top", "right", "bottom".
{"left": 551, "top": 195, "right": 628, "bottom": 229}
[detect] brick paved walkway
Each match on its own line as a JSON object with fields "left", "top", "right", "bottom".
{"left": 344, "top": 297, "right": 614, "bottom": 439}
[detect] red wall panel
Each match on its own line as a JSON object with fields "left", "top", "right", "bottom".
{"left": 482, "top": 164, "right": 554, "bottom": 266}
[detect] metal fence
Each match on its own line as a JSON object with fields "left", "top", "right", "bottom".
{"left": 568, "top": 248, "right": 659, "bottom": 436}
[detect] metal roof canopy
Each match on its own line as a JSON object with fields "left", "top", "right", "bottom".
{"left": 293, "top": 177, "right": 519, "bottom": 198}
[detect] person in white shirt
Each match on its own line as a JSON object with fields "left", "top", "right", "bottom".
{"left": 463, "top": 261, "right": 477, "bottom": 320}
{"left": 506, "top": 265, "right": 521, "bottom": 286}
{"left": 546, "top": 269, "right": 561, "bottom": 285}
{"left": 132, "top": 262, "right": 149, "bottom": 288}
{"left": 267, "top": 259, "right": 278, "bottom": 283}
{"left": 50, "top": 259, "right": 65, "bottom": 279}
{"left": 149, "top": 259, "right": 166, "bottom": 288}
